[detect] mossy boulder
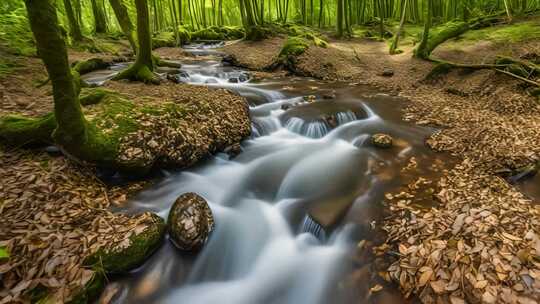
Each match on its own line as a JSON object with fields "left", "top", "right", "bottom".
{"left": 72, "top": 58, "right": 111, "bottom": 75}
{"left": 152, "top": 31, "right": 177, "bottom": 49}
{"left": 279, "top": 36, "right": 309, "bottom": 59}
{"left": 191, "top": 25, "right": 245, "bottom": 41}
{"left": 168, "top": 193, "right": 214, "bottom": 251}
{"left": 84, "top": 212, "right": 165, "bottom": 273}
{"left": 177, "top": 26, "right": 192, "bottom": 44}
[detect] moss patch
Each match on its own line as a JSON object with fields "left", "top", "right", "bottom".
{"left": 191, "top": 25, "right": 245, "bottom": 41}
{"left": 84, "top": 213, "right": 165, "bottom": 273}
{"left": 279, "top": 36, "right": 310, "bottom": 59}
{"left": 457, "top": 20, "right": 540, "bottom": 43}
{"left": 0, "top": 113, "right": 56, "bottom": 146}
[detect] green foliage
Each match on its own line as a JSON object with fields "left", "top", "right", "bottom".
{"left": 0, "top": 8, "right": 35, "bottom": 56}
{"left": 0, "top": 246, "right": 8, "bottom": 259}
{"left": 456, "top": 20, "right": 540, "bottom": 43}
{"left": 282, "top": 24, "right": 328, "bottom": 47}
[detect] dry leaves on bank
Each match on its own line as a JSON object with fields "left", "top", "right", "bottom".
{"left": 0, "top": 149, "right": 147, "bottom": 303}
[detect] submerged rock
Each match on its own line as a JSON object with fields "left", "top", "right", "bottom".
{"left": 84, "top": 212, "right": 165, "bottom": 273}
{"left": 371, "top": 133, "right": 393, "bottom": 148}
{"left": 224, "top": 143, "right": 242, "bottom": 159}
{"left": 168, "top": 193, "right": 214, "bottom": 251}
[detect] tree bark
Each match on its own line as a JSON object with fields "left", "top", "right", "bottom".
{"left": 63, "top": 0, "right": 84, "bottom": 41}
{"left": 414, "top": 0, "right": 432, "bottom": 59}
{"left": 91, "top": 0, "right": 108, "bottom": 33}
{"left": 113, "top": 0, "right": 159, "bottom": 84}
{"left": 109, "top": 0, "right": 137, "bottom": 52}
{"left": 23, "top": 0, "right": 103, "bottom": 160}
{"left": 390, "top": 0, "right": 408, "bottom": 54}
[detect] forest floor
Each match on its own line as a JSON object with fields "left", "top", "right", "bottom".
{"left": 223, "top": 18, "right": 540, "bottom": 303}
{"left": 1, "top": 17, "right": 539, "bottom": 304}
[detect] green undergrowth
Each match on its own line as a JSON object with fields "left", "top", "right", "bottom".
{"left": 0, "top": 7, "right": 35, "bottom": 56}
{"left": 446, "top": 19, "right": 540, "bottom": 45}
{"left": 191, "top": 25, "right": 245, "bottom": 41}
{"left": 279, "top": 36, "right": 310, "bottom": 58}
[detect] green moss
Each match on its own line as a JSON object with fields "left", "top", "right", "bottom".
{"left": 84, "top": 213, "right": 165, "bottom": 273}
{"left": 0, "top": 246, "right": 8, "bottom": 259}
{"left": 458, "top": 20, "right": 540, "bottom": 43}
{"left": 279, "top": 36, "right": 309, "bottom": 58}
{"left": 0, "top": 113, "right": 56, "bottom": 146}
{"left": 73, "top": 58, "right": 109, "bottom": 75}
{"left": 79, "top": 88, "right": 114, "bottom": 106}
{"left": 0, "top": 8, "right": 36, "bottom": 56}
{"left": 67, "top": 271, "right": 106, "bottom": 304}
{"left": 191, "top": 25, "right": 245, "bottom": 41}
{"left": 177, "top": 26, "right": 192, "bottom": 44}
{"left": 282, "top": 24, "right": 328, "bottom": 47}
{"left": 113, "top": 63, "right": 160, "bottom": 84}
{"left": 152, "top": 31, "right": 177, "bottom": 49}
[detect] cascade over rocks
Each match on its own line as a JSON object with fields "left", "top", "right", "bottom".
{"left": 168, "top": 193, "right": 215, "bottom": 251}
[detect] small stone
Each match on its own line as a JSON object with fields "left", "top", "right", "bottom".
{"left": 381, "top": 68, "right": 394, "bottom": 77}
{"left": 228, "top": 77, "right": 239, "bottom": 83}
{"left": 168, "top": 193, "right": 214, "bottom": 251}
{"left": 44, "top": 146, "right": 62, "bottom": 156}
{"left": 224, "top": 143, "right": 242, "bottom": 159}
{"left": 371, "top": 133, "right": 393, "bottom": 148}
{"left": 281, "top": 103, "right": 292, "bottom": 110}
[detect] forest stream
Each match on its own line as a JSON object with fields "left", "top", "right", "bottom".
{"left": 81, "top": 43, "right": 455, "bottom": 304}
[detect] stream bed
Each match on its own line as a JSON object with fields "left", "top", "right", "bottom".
{"left": 82, "top": 46, "right": 454, "bottom": 304}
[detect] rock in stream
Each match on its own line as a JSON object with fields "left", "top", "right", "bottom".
{"left": 168, "top": 193, "right": 214, "bottom": 251}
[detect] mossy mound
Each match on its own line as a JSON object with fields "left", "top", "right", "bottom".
{"left": 83, "top": 213, "right": 165, "bottom": 273}
{"left": 282, "top": 24, "right": 328, "bottom": 47}
{"left": 279, "top": 36, "right": 310, "bottom": 58}
{"left": 152, "top": 31, "right": 177, "bottom": 48}
{"left": 191, "top": 25, "right": 245, "bottom": 41}
{"left": 0, "top": 87, "right": 252, "bottom": 175}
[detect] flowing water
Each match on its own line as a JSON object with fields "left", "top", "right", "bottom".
{"left": 83, "top": 46, "right": 454, "bottom": 304}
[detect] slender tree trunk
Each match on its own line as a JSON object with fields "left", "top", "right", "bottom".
{"left": 414, "top": 0, "right": 432, "bottom": 58}
{"left": 390, "top": 0, "right": 407, "bottom": 54}
{"left": 337, "top": 0, "right": 344, "bottom": 37}
{"left": 24, "top": 0, "right": 87, "bottom": 154}
{"left": 503, "top": 0, "right": 513, "bottom": 21}
{"left": 109, "top": 0, "right": 137, "bottom": 52}
{"left": 63, "top": 0, "right": 84, "bottom": 41}
{"left": 91, "top": 0, "right": 108, "bottom": 33}
{"left": 377, "top": 0, "right": 384, "bottom": 38}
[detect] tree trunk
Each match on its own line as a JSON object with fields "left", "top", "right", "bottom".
{"left": 414, "top": 0, "right": 432, "bottom": 59}
{"left": 337, "top": 0, "right": 344, "bottom": 37}
{"left": 23, "top": 0, "right": 97, "bottom": 160}
{"left": 390, "top": 0, "right": 407, "bottom": 54}
{"left": 63, "top": 0, "right": 84, "bottom": 41}
{"left": 109, "top": 0, "right": 137, "bottom": 53}
{"left": 113, "top": 0, "right": 159, "bottom": 83}
{"left": 91, "top": 0, "right": 108, "bottom": 33}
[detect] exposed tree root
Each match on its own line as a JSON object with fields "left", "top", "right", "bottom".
{"left": 112, "top": 63, "right": 160, "bottom": 84}
{"left": 426, "top": 57, "right": 540, "bottom": 87}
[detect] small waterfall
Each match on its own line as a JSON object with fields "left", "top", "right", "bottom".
{"left": 284, "top": 111, "right": 358, "bottom": 139}
{"left": 300, "top": 215, "right": 327, "bottom": 242}
{"left": 336, "top": 111, "right": 357, "bottom": 125}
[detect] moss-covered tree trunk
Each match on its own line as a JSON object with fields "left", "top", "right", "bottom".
{"left": 413, "top": 0, "right": 432, "bottom": 59}
{"left": 113, "top": 0, "right": 159, "bottom": 83}
{"left": 63, "top": 0, "right": 84, "bottom": 41}
{"left": 91, "top": 0, "right": 108, "bottom": 33}
{"left": 109, "top": 0, "right": 138, "bottom": 53}
{"left": 23, "top": 0, "right": 113, "bottom": 164}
